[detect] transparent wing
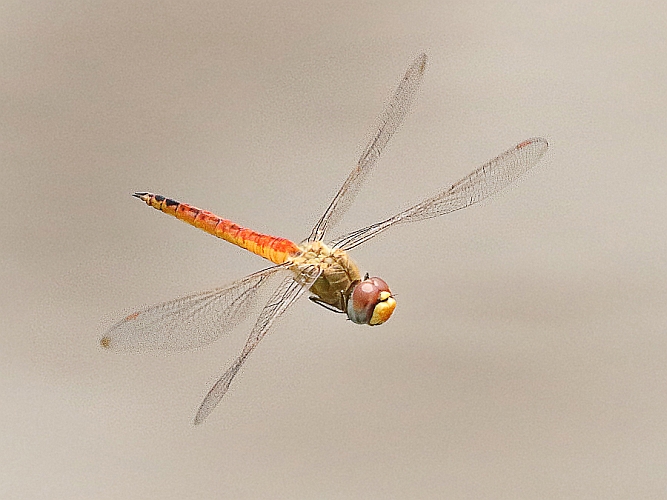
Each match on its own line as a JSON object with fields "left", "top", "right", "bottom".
{"left": 331, "top": 138, "right": 549, "bottom": 251}
{"left": 194, "top": 265, "right": 322, "bottom": 425}
{"left": 307, "top": 53, "right": 427, "bottom": 243}
{"left": 100, "top": 265, "right": 289, "bottom": 352}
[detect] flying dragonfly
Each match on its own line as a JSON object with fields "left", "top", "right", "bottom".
{"left": 101, "top": 53, "right": 548, "bottom": 425}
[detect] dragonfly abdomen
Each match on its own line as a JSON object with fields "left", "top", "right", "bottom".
{"left": 133, "top": 192, "right": 299, "bottom": 264}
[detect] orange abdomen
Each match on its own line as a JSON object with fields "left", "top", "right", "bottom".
{"left": 134, "top": 192, "right": 299, "bottom": 265}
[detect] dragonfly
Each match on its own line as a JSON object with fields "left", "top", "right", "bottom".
{"left": 101, "top": 53, "right": 548, "bottom": 425}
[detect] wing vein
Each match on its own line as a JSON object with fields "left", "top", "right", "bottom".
{"left": 307, "top": 53, "right": 427, "bottom": 242}
{"left": 331, "top": 138, "right": 549, "bottom": 250}
{"left": 193, "top": 265, "right": 322, "bottom": 424}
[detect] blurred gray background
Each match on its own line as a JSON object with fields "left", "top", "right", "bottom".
{"left": 1, "top": 1, "right": 666, "bottom": 498}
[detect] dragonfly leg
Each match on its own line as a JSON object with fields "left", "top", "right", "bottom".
{"left": 308, "top": 296, "right": 346, "bottom": 314}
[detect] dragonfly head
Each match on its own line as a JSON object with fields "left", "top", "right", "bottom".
{"left": 347, "top": 277, "right": 396, "bottom": 326}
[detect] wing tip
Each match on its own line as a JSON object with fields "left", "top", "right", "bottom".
{"left": 415, "top": 52, "right": 428, "bottom": 74}
{"left": 100, "top": 335, "right": 113, "bottom": 349}
{"left": 193, "top": 404, "right": 211, "bottom": 426}
{"left": 517, "top": 137, "right": 549, "bottom": 157}
{"left": 533, "top": 136, "right": 549, "bottom": 149}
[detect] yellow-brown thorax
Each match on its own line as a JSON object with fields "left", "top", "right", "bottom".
{"left": 287, "top": 241, "right": 361, "bottom": 312}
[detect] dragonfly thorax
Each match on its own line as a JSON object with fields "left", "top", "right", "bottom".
{"left": 289, "top": 241, "right": 396, "bottom": 325}
{"left": 290, "top": 241, "right": 361, "bottom": 312}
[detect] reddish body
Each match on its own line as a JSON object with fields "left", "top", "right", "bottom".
{"left": 135, "top": 193, "right": 300, "bottom": 265}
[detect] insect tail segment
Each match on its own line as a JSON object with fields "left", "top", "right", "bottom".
{"left": 133, "top": 192, "right": 299, "bottom": 265}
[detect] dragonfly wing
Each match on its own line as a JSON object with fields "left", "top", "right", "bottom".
{"left": 332, "top": 138, "right": 549, "bottom": 251}
{"left": 307, "top": 53, "right": 427, "bottom": 243}
{"left": 193, "top": 265, "right": 322, "bottom": 425}
{"left": 101, "top": 265, "right": 288, "bottom": 352}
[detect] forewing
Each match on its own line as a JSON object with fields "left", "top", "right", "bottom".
{"left": 193, "top": 265, "right": 321, "bottom": 425}
{"left": 100, "top": 265, "right": 288, "bottom": 352}
{"left": 308, "top": 53, "right": 427, "bottom": 243}
{"left": 331, "top": 138, "right": 549, "bottom": 250}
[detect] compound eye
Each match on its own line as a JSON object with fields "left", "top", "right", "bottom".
{"left": 368, "top": 277, "right": 390, "bottom": 293}
{"left": 346, "top": 277, "right": 396, "bottom": 326}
